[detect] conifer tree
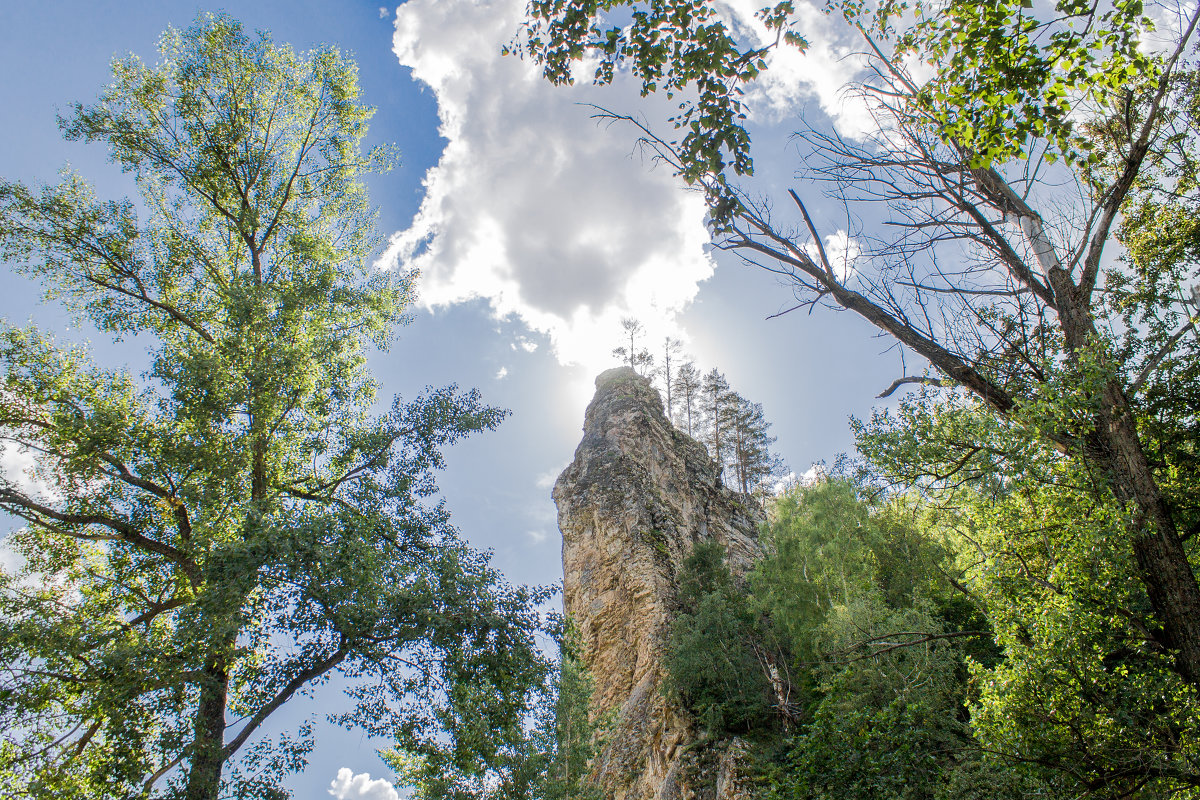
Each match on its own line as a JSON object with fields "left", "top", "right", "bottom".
{"left": 699, "top": 369, "right": 735, "bottom": 475}
{"left": 656, "top": 336, "right": 682, "bottom": 421}
{"left": 674, "top": 361, "right": 701, "bottom": 436}
{"left": 611, "top": 317, "right": 653, "bottom": 375}
{"left": 729, "top": 396, "right": 782, "bottom": 496}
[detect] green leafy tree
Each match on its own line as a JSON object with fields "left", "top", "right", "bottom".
{"left": 857, "top": 392, "right": 1200, "bottom": 795}
{"left": 536, "top": 639, "right": 604, "bottom": 800}
{"left": 767, "top": 590, "right": 1049, "bottom": 800}
{"left": 0, "top": 16, "right": 547, "bottom": 800}
{"left": 665, "top": 481, "right": 1026, "bottom": 798}
{"left": 515, "top": 0, "right": 808, "bottom": 214}
{"left": 518, "top": 0, "right": 1161, "bottom": 207}
{"left": 520, "top": 1, "right": 1200, "bottom": 791}
{"left": 663, "top": 540, "right": 778, "bottom": 735}
{"left": 390, "top": 624, "right": 602, "bottom": 800}
{"left": 753, "top": 480, "right": 880, "bottom": 662}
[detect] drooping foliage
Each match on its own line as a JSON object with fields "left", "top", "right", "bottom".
{"left": 515, "top": 0, "right": 808, "bottom": 216}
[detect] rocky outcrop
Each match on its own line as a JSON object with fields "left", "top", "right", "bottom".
{"left": 553, "top": 368, "right": 762, "bottom": 800}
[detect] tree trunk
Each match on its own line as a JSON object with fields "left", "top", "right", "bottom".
{"left": 1050, "top": 267, "right": 1200, "bottom": 684}
{"left": 1096, "top": 381, "right": 1200, "bottom": 683}
{"left": 184, "top": 657, "right": 230, "bottom": 800}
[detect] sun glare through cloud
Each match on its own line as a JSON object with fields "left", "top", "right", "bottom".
{"left": 384, "top": 0, "right": 717, "bottom": 380}
{"left": 383, "top": 0, "right": 880, "bottom": 383}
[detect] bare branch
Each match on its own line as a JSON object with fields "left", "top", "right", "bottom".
{"left": 877, "top": 376, "right": 950, "bottom": 398}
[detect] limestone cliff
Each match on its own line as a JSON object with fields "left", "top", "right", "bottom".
{"left": 553, "top": 368, "right": 762, "bottom": 799}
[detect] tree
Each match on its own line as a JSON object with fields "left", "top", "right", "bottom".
{"left": 673, "top": 360, "right": 702, "bottom": 436}
{"left": 663, "top": 481, "right": 1030, "bottom": 798}
{"left": 655, "top": 336, "right": 683, "bottom": 421}
{"left": 663, "top": 540, "right": 777, "bottom": 735}
{"left": 698, "top": 368, "right": 734, "bottom": 473}
{"left": 0, "top": 16, "right": 548, "bottom": 800}
{"left": 753, "top": 480, "right": 880, "bottom": 662}
{"left": 518, "top": 0, "right": 1200, "bottom": 789}
{"left": 727, "top": 395, "right": 783, "bottom": 497}
{"left": 387, "top": 623, "right": 602, "bottom": 800}
{"left": 611, "top": 317, "right": 653, "bottom": 375}
{"left": 856, "top": 392, "right": 1200, "bottom": 795}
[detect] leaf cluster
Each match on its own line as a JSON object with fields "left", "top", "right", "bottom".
{"left": 514, "top": 0, "right": 809, "bottom": 218}
{"left": 662, "top": 479, "right": 1022, "bottom": 798}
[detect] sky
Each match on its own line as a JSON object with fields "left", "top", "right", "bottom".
{"left": 0, "top": 1, "right": 907, "bottom": 797}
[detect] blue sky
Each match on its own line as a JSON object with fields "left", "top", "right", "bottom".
{"left": 0, "top": 1, "right": 905, "bottom": 796}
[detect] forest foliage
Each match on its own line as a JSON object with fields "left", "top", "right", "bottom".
{"left": 390, "top": 623, "right": 605, "bottom": 800}
{"left": 660, "top": 473, "right": 1195, "bottom": 799}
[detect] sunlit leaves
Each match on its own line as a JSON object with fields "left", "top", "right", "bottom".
{"left": 858, "top": 0, "right": 1159, "bottom": 167}
{"left": 515, "top": 0, "right": 808, "bottom": 219}
{"left": 855, "top": 385, "right": 1200, "bottom": 794}
{"left": 0, "top": 14, "right": 547, "bottom": 799}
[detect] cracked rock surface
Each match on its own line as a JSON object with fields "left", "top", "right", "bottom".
{"left": 554, "top": 368, "right": 761, "bottom": 800}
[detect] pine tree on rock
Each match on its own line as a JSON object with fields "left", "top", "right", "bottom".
{"left": 699, "top": 369, "right": 736, "bottom": 478}
{"left": 674, "top": 361, "right": 702, "bottom": 437}
{"left": 728, "top": 396, "right": 783, "bottom": 497}
{"left": 655, "top": 336, "right": 683, "bottom": 421}
{"left": 611, "top": 317, "right": 654, "bottom": 376}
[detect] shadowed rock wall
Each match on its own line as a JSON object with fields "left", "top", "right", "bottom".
{"left": 553, "top": 368, "right": 762, "bottom": 800}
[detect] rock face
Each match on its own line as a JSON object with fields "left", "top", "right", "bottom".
{"left": 553, "top": 368, "right": 762, "bottom": 800}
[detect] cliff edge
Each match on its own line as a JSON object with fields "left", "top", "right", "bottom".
{"left": 553, "top": 367, "right": 762, "bottom": 799}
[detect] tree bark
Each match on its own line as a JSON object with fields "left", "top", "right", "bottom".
{"left": 1047, "top": 266, "right": 1200, "bottom": 684}
{"left": 184, "top": 656, "right": 230, "bottom": 800}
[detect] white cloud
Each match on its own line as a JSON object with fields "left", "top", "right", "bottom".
{"left": 772, "top": 471, "right": 798, "bottom": 495}
{"left": 0, "top": 442, "right": 56, "bottom": 503}
{"left": 526, "top": 529, "right": 549, "bottom": 544}
{"left": 804, "top": 229, "right": 861, "bottom": 283}
{"left": 384, "top": 0, "right": 879, "bottom": 378}
{"left": 385, "top": 0, "right": 716, "bottom": 376}
{"left": 798, "top": 464, "right": 826, "bottom": 486}
{"left": 495, "top": 366, "right": 508, "bottom": 380}
{"left": 329, "top": 768, "right": 400, "bottom": 800}
{"left": 714, "top": 0, "right": 874, "bottom": 136}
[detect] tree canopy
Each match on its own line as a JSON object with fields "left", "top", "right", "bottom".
{"left": 0, "top": 16, "right": 547, "bottom": 800}
{"left": 519, "top": 0, "right": 1200, "bottom": 794}
{"left": 662, "top": 479, "right": 1034, "bottom": 799}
